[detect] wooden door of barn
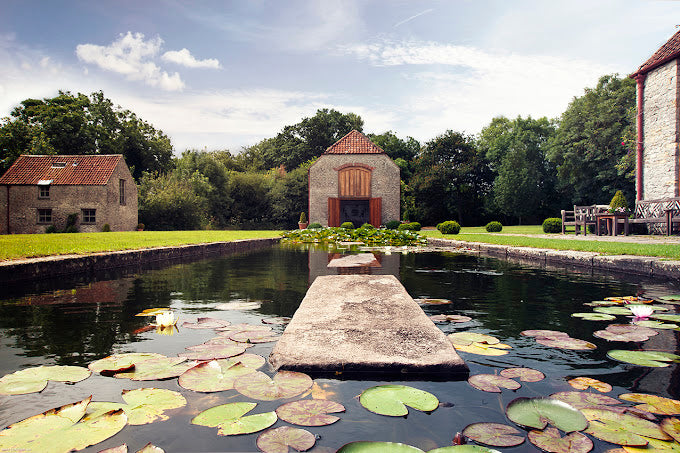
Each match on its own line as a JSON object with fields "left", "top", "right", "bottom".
{"left": 328, "top": 166, "right": 381, "bottom": 227}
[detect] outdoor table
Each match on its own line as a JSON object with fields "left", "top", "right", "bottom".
{"left": 595, "top": 212, "right": 629, "bottom": 236}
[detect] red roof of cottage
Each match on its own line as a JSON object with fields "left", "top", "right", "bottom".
{"left": 324, "top": 130, "right": 385, "bottom": 154}
{"left": 632, "top": 29, "right": 680, "bottom": 77}
{"left": 0, "top": 154, "right": 124, "bottom": 185}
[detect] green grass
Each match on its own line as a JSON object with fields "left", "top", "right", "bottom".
{"left": 422, "top": 229, "right": 680, "bottom": 260}
{"left": 0, "top": 230, "right": 282, "bottom": 261}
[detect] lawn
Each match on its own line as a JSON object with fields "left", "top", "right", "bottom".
{"left": 0, "top": 230, "right": 282, "bottom": 261}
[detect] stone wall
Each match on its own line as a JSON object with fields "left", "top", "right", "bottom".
{"left": 643, "top": 59, "right": 679, "bottom": 199}
{"left": 308, "top": 154, "right": 400, "bottom": 226}
{"left": 0, "top": 160, "right": 137, "bottom": 234}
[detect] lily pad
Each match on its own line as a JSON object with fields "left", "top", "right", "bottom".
{"left": 468, "top": 374, "right": 521, "bottom": 393}
{"left": 85, "top": 388, "right": 186, "bottom": 425}
{"left": 135, "top": 308, "right": 171, "bottom": 317}
{"left": 88, "top": 352, "right": 165, "bottom": 375}
{"left": 256, "top": 426, "right": 315, "bottom": 453}
{"left": 448, "top": 332, "right": 499, "bottom": 346}
{"left": 114, "top": 356, "right": 194, "bottom": 380}
{"left": 651, "top": 314, "right": 680, "bottom": 322}
{"left": 234, "top": 370, "right": 312, "bottom": 401}
{"left": 528, "top": 427, "right": 593, "bottom": 453}
{"left": 229, "top": 330, "right": 280, "bottom": 343}
{"left": 428, "top": 448, "right": 501, "bottom": 453}
{"left": 191, "top": 402, "right": 277, "bottom": 436}
{"left": 0, "top": 365, "right": 91, "bottom": 395}
{"left": 572, "top": 312, "right": 617, "bottom": 321}
{"left": 178, "top": 355, "right": 265, "bottom": 392}
{"left": 462, "top": 422, "right": 525, "bottom": 447}
{"left": 181, "top": 317, "right": 231, "bottom": 329}
{"left": 659, "top": 295, "right": 680, "bottom": 302}
{"left": 521, "top": 330, "right": 570, "bottom": 339}
{"left": 633, "top": 320, "right": 680, "bottom": 329}
{"left": 594, "top": 324, "right": 658, "bottom": 342}
{"left": 336, "top": 442, "right": 425, "bottom": 452}
{"left": 500, "top": 368, "right": 545, "bottom": 382}
{"left": 217, "top": 323, "right": 273, "bottom": 333}
{"left": 622, "top": 436, "right": 680, "bottom": 452}
{"left": 430, "top": 314, "right": 472, "bottom": 323}
{"left": 506, "top": 397, "right": 588, "bottom": 432}
{"left": 550, "top": 391, "right": 621, "bottom": 409}
{"left": 137, "top": 444, "right": 165, "bottom": 453}
{"left": 275, "top": 399, "right": 345, "bottom": 426}
{"left": 619, "top": 394, "right": 680, "bottom": 415}
{"left": 452, "top": 342, "right": 512, "bottom": 356}
{"left": 0, "top": 396, "right": 126, "bottom": 452}
{"left": 594, "top": 307, "right": 635, "bottom": 315}
{"left": 582, "top": 408, "right": 671, "bottom": 445}
{"left": 568, "top": 377, "right": 613, "bottom": 393}
{"left": 662, "top": 418, "right": 680, "bottom": 442}
{"left": 584, "top": 300, "right": 618, "bottom": 307}
{"left": 261, "top": 317, "right": 291, "bottom": 325}
{"left": 178, "top": 343, "right": 248, "bottom": 361}
{"left": 535, "top": 337, "right": 597, "bottom": 350}
{"left": 607, "top": 350, "right": 680, "bottom": 367}
{"left": 215, "top": 301, "right": 262, "bottom": 310}
{"left": 359, "top": 384, "right": 439, "bottom": 416}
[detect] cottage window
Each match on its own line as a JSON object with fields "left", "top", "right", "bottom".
{"left": 39, "top": 185, "right": 50, "bottom": 199}
{"left": 119, "top": 179, "right": 125, "bottom": 205}
{"left": 37, "top": 209, "right": 52, "bottom": 224}
{"left": 82, "top": 209, "right": 96, "bottom": 224}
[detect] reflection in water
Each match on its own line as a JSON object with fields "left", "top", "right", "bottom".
{"left": 0, "top": 245, "right": 679, "bottom": 452}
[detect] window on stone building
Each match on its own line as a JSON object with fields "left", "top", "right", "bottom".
{"left": 37, "top": 209, "right": 52, "bottom": 224}
{"left": 119, "top": 179, "right": 125, "bottom": 205}
{"left": 82, "top": 209, "right": 96, "bottom": 224}
{"left": 39, "top": 185, "right": 50, "bottom": 198}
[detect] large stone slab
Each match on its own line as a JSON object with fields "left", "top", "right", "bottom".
{"left": 269, "top": 275, "right": 468, "bottom": 378}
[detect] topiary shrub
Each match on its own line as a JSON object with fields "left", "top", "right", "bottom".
{"left": 360, "top": 223, "right": 375, "bottom": 230}
{"left": 340, "top": 221, "right": 354, "bottom": 229}
{"left": 485, "top": 221, "right": 503, "bottom": 232}
{"left": 609, "top": 190, "right": 628, "bottom": 211}
{"left": 385, "top": 220, "right": 401, "bottom": 230}
{"left": 299, "top": 212, "right": 307, "bottom": 223}
{"left": 137, "top": 223, "right": 145, "bottom": 231}
{"left": 542, "top": 217, "right": 562, "bottom": 233}
{"left": 437, "top": 220, "right": 461, "bottom": 235}
{"left": 398, "top": 223, "right": 413, "bottom": 231}
{"left": 409, "top": 222, "right": 422, "bottom": 231}
{"left": 102, "top": 223, "right": 111, "bottom": 232}
{"left": 308, "top": 222, "right": 322, "bottom": 229}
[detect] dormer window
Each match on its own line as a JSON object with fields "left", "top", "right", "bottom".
{"left": 38, "top": 180, "right": 52, "bottom": 199}
{"left": 51, "top": 162, "right": 66, "bottom": 168}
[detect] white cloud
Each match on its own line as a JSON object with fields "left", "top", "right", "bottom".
{"left": 162, "top": 48, "right": 221, "bottom": 69}
{"left": 76, "top": 32, "right": 185, "bottom": 91}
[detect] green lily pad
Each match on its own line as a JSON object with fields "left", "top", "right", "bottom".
{"left": 619, "top": 394, "right": 680, "bottom": 415}
{"left": 178, "top": 354, "right": 264, "bottom": 392}
{"left": 337, "top": 442, "right": 425, "bottom": 452}
{"left": 448, "top": 332, "right": 499, "bottom": 346}
{"left": 659, "top": 295, "right": 680, "bottom": 303}
{"left": 452, "top": 342, "right": 512, "bottom": 356}
{"left": 633, "top": 320, "right": 680, "bottom": 329}
{"left": 520, "top": 330, "right": 570, "bottom": 339}
{"left": 661, "top": 417, "right": 680, "bottom": 442}
{"left": 468, "top": 374, "right": 520, "bottom": 393}
{"left": 0, "top": 396, "right": 126, "bottom": 452}
{"left": 528, "top": 427, "right": 593, "bottom": 453}
{"left": 500, "top": 367, "right": 545, "bottom": 382}
{"left": 229, "top": 330, "right": 280, "bottom": 343}
{"left": 359, "top": 384, "right": 439, "bottom": 416}
{"left": 622, "top": 436, "right": 680, "bottom": 452}
{"left": 428, "top": 448, "right": 501, "bottom": 453}
{"left": 462, "top": 422, "right": 525, "bottom": 447}
{"left": 137, "top": 444, "right": 165, "bottom": 453}
{"left": 584, "top": 300, "right": 618, "bottom": 307}
{"left": 85, "top": 388, "right": 186, "bottom": 425}
{"left": 594, "top": 306, "right": 636, "bottom": 315}
{"left": 567, "top": 377, "right": 613, "bottom": 393}
{"left": 88, "top": 353, "right": 165, "bottom": 375}
{"left": 607, "top": 350, "right": 680, "bottom": 367}
{"left": 549, "top": 391, "right": 620, "bottom": 409}
{"left": 256, "top": 426, "right": 315, "bottom": 453}
{"left": 114, "top": 356, "right": 194, "bottom": 380}
{"left": 234, "top": 371, "right": 312, "bottom": 401}
{"left": 582, "top": 408, "right": 671, "bottom": 445}
{"left": 594, "top": 324, "right": 658, "bottom": 342}
{"left": 192, "top": 402, "right": 277, "bottom": 436}
{"left": 181, "top": 317, "right": 231, "bottom": 329}
{"left": 275, "top": 399, "right": 345, "bottom": 426}
{"left": 506, "top": 397, "right": 587, "bottom": 432}
{"left": 135, "top": 308, "right": 171, "bottom": 317}
{"left": 430, "top": 314, "right": 472, "bottom": 323}
{"left": 178, "top": 343, "right": 249, "bottom": 361}
{"left": 572, "top": 312, "right": 617, "bottom": 321}
{"left": 651, "top": 314, "right": 680, "bottom": 322}
{"left": 535, "top": 336, "right": 597, "bottom": 350}
{"left": 0, "top": 365, "right": 91, "bottom": 395}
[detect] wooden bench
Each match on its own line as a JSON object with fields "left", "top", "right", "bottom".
{"left": 632, "top": 197, "right": 680, "bottom": 235}
{"left": 561, "top": 205, "right": 608, "bottom": 235}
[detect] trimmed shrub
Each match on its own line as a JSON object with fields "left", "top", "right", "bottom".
{"left": 609, "top": 190, "right": 628, "bottom": 211}
{"left": 299, "top": 212, "right": 307, "bottom": 223}
{"left": 398, "top": 223, "right": 413, "bottom": 231}
{"left": 409, "top": 222, "right": 422, "bottom": 231}
{"left": 65, "top": 225, "right": 78, "bottom": 233}
{"left": 360, "top": 223, "right": 375, "bottom": 230}
{"left": 485, "top": 221, "right": 503, "bottom": 232}
{"left": 137, "top": 223, "right": 145, "bottom": 231}
{"left": 542, "top": 217, "right": 562, "bottom": 233}
{"left": 385, "top": 220, "right": 401, "bottom": 230}
{"left": 340, "top": 221, "right": 354, "bottom": 229}
{"left": 308, "top": 222, "right": 322, "bottom": 229}
{"left": 437, "top": 220, "right": 461, "bottom": 235}
{"left": 102, "top": 223, "right": 111, "bottom": 232}
{"left": 45, "top": 225, "right": 57, "bottom": 234}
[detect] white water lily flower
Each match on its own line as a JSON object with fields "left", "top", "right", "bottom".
{"left": 155, "top": 310, "right": 177, "bottom": 327}
{"left": 628, "top": 304, "right": 654, "bottom": 320}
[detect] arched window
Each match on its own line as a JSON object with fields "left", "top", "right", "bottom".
{"left": 338, "top": 166, "right": 371, "bottom": 198}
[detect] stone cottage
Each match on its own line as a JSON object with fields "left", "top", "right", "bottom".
{"left": 0, "top": 154, "right": 138, "bottom": 234}
{"left": 308, "top": 130, "right": 400, "bottom": 227}
{"left": 631, "top": 29, "right": 680, "bottom": 201}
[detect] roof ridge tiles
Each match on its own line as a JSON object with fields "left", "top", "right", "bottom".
{"left": 632, "top": 29, "right": 680, "bottom": 77}
{"left": 323, "top": 129, "right": 386, "bottom": 155}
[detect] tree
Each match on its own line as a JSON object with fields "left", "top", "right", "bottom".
{"left": 269, "top": 165, "right": 309, "bottom": 228}
{"left": 367, "top": 131, "right": 420, "bottom": 182}
{"left": 408, "top": 130, "right": 492, "bottom": 225}
{"left": 547, "top": 74, "right": 636, "bottom": 205}
{"left": 477, "top": 116, "right": 558, "bottom": 224}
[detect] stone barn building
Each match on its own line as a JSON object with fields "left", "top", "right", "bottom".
{"left": 631, "top": 29, "right": 680, "bottom": 201}
{"left": 0, "top": 154, "right": 138, "bottom": 234}
{"left": 308, "top": 130, "right": 400, "bottom": 227}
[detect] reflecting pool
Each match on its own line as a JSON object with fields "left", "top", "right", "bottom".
{"left": 0, "top": 244, "right": 678, "bottom": 452}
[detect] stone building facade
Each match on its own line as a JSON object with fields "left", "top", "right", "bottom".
{"left": 308, "top": 130, "right": 400, "bottom": 227}
{"left": 631, "top": 30, "right": 680, "bottom": 201}
{"left": 0, "top": 154, "right": 138, "bottom": 234}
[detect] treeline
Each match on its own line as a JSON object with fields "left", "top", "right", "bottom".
{"left": 0, "top": 74, "right": 636, "bottom": 229}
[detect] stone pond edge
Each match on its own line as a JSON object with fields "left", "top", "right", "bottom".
{"left": 427, "top": 237, "right": 680, "bottom": 279}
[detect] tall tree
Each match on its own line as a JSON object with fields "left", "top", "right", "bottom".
{"left": 367, "top": 131, "right": 420, "bottom": 182}
{"left": 547, "top": 74, "right": 636, "bottom": 205}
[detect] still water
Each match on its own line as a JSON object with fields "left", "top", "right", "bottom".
{"left": 0, "top": 244, "right": 678, "bottom": 452}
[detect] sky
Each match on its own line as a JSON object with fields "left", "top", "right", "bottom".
{"left": 0, "top": 0, "right": 678, "bottom": 154}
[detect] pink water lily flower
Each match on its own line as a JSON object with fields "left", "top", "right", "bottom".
{"left": 628, "top": 304, "right": 654, "bottom": 320}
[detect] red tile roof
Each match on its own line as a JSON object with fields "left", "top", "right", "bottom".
{"left": 0, "top": 154, "right": 123, "bottom": 185}
{"left": 324, "top": 130, "right": 386, "bottom": 155}
{"left": 632, "top": 29, "right": 680, "bottom": 77}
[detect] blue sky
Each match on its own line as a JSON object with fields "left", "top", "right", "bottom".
{"left": 0, "top": 0, "right": 678, "bottom": 154}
